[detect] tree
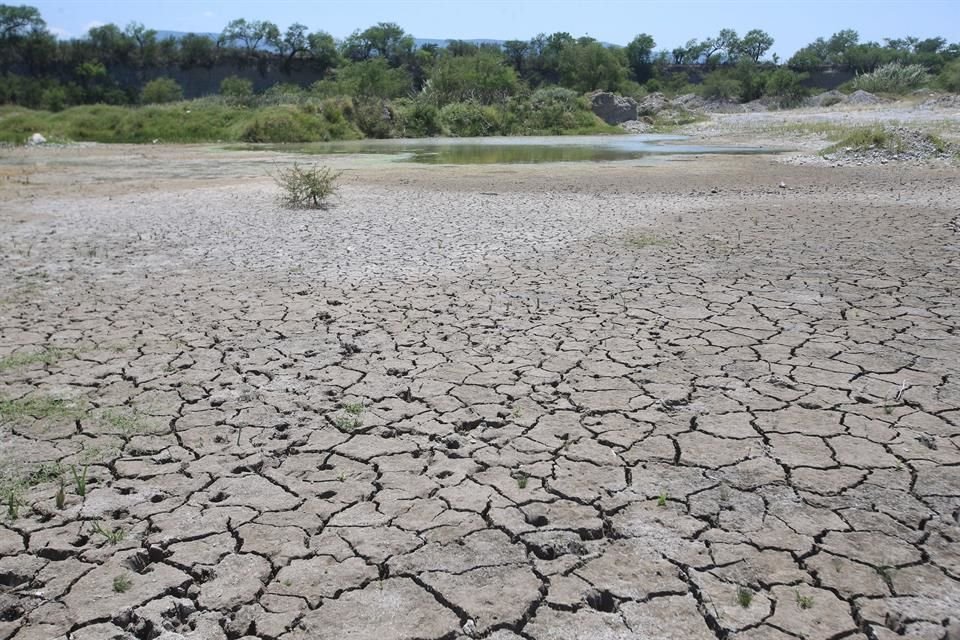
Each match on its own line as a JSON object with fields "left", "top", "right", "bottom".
{"left": 87, "top": 23, "right": 134, "bottom": 65}
{"left": 341, "top": 22, "right": 413, "bottom": 67}
{"left": 179, "top": 33, "right": 216, "bottom": 68}
{"left": 125, "top": 22, "right": 158, "bottom": 67}
{"left": 427, "top": 49, "right": 517, "bottom": 105}
{"left": 558, "top": 38, "right": 627, "bottom": 92}
{"left": 625, "top": 33, "right": 655, "bottom": 82}
{"left": 503, "top": 39, "right": 529, "bottom": 73}
{"left": 220, "top": 18, "right": 280, "bottom": 56}
{"left": 0, "top": 4, "right": 44, "bottom": 41}
{"left": 738, "top": 29, "right": 774, "bottom": 63}
{"left": 273, "top": 22, "right": 309, "bottom": 67}
{"left": 307, "top": 31, "right": 339, "bottom": 73}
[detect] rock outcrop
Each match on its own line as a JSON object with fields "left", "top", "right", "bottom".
{"left": 589, "top": 92, "right": 638, "bottom": 124}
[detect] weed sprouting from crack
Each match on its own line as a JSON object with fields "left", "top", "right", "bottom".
{"left": 737, "top": 586, "right": 754, "bottom": 608}
{"left": 795, "top": 590, "right": 814, "bottom": 610}
{"left": 91, "top": 520, "right": 126, "bottom": 545}
{"left": 71, "top": 463, "right": 90, "bottom": 498}
{"left": 342, "top": 401, "right": 364, "bottom": 416}
{"left": 657, "top": 490, "right": 669, "bottom": 507}
{"left": 334, "top": 414, "right": 363, "bottom": 431}
{"left": 112, "top": 573, "right": 132, "bottom": 593}
{"left": 4, "top": 489, "right": 20, "bottom": 520}
{"left": 513, "top": 471, "right": 529, "bottom": 489}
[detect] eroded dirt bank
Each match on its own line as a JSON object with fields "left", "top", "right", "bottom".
{"left": 1, "top": 145, "right": 959, "bottom": 640}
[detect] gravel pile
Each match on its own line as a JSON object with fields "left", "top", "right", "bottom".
{"left": 846, "top": 89, "right": 883, "bottom": 105}
{"left": 821, "top": 126, "right": 956, "bottom": 166}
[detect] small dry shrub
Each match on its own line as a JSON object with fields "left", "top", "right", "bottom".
{"left": 273, "top": 163, "right": 342, "bottom": 209}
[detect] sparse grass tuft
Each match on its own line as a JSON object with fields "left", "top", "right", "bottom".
{"left": 822, "top": 126, "right": 903, "bottom": 155}
{"left": 737, "top": 586, "right": 753, "bottom": 608}
{"left": 795, "top": 590, "right": 814, "bottom": 610}
{"left": 0, "top": 347, "right": 71, "bottom": 371}
{"left": 0, "top": 396, "right": 83, "bottom": 422}
{"left": 91, "top": 520, "right": 125, "bottom": 545}
{"left": 71, "top": 463, "right": 90, "bottom": 497}
{"left": 628, "top": 233, "right": 667, "bottom": 249}
{"left": 112, "top": 573, "right": 133, "bottom": 593}
{"left": 273, "top": 163, "right": 342, "bottom": 210}
{"left": 657, "top": 490, "right": 668, "bottom": 507}
{"left": 514, "top": 471, "right": 529, "bottom": 489}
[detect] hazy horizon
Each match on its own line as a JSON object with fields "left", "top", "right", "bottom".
{"left": 28, "top": 0, "right": 960, "bottom": 58}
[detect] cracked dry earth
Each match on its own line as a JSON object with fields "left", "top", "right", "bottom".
{"left": 1, "top": 146, "right": 959, "bottom": 640}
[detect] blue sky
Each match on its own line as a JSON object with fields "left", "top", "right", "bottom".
{"left": 31, "top": 0, "right": 960, "bottom": 57}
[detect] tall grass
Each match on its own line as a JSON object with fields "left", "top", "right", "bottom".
{"left": 852, "top": 63, "right": 929, "bottom": 95}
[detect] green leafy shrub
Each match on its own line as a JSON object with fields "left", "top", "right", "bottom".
{"left": 352, "top": 98, "right": 393, "bottom": 138}
{"left": 939, "top": 59, "right": 960, "bottom": 93}
{"left": 392, "top": 98, "right": 441, "bottom": 137}
{"left": 41, "top": 86, "right": 68, "bottom": 112}
{"left": 220, "top": 75, "right": 254, "bottom": 101}
{"left": 764, "top": 68, "right": 808, "bottom": 107}
{"left": 141, "top": 77, "right": 183, "bottom": 104}
{"left": 439, "top": 101, "right": 500, "bottom": 137}
{"left": 852, "top": 62, "right": 928, "bottom": 94}
{"left": 699, "top": 71, "right": 740, "bottom": 100}
{"left": 273, "top": 163, "right": 342, "bottom": 209}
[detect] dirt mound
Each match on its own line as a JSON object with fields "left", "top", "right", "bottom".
{"left": 823, "top": 126, "right": 956, "bottom": 166}
{"left": 846, "top": 89, "right": 882, "bottom": 105}
{"left": 806, "top": 91, "right": 847, "bottom": 108}
{"left": 920, "top": 94, "right": 960, "bottom": 110}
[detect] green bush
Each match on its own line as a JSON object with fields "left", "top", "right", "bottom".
{"left": 392, "top": 98, "right": 441, "bottom": 137}
{"left": 220, "top": 75, "right": 254, "bottom": 101}
{"left": 938, "top": 59, "right": 960, "bottom": 93}
{"left": 273, "top": 163, "right": 342, "bottom": 209}
{"left": 41, "top": 86, "right": 68, "bottom": 112}
{"left": 141, "top": 77, "right": 183, "bottom": 104}
{"left": 352, "top": 98, "right": 393, "bottom": 138}
{"left": 699, "top": 72, "right": 740, "bottom": 101}
{"left": 764, "top": 69, "right": 808, "bottom": 107}
{"left": 852, "top": 62, "right": 928, "bottom": 94}
{"left": 439, "top": 101, "right": 501, "bottom": 137}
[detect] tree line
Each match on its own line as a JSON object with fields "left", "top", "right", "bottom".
{"left": 1, "top": 2, "right": 959, "bottom": 111}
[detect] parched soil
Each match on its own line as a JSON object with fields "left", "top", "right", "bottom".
{"left": 1, "top": 142, "right": 959, "bottom": 640}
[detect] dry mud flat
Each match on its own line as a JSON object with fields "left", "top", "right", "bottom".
{"left": 0, "top": 145, "right": 959, "bottom": 640}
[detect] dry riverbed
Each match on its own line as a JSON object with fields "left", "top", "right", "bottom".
{"left": 1, "top": 123, "right": 959, "bottom": 640}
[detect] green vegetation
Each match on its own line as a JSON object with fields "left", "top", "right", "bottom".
{"left": 821, "top": 125, "right": 903, "bottom": 155}
{"left": 852, "top": 62, "right": 928, "bottom": 94}
{"left": 0, "top": 395, "right": 82, "bottom": 421}
{"left": 657, "top": 490, "right": 668, "bottom": 507}
{"left": 70, "top": 463, "right": 89, "bottom": 497}
{"left": 0, "top": 346, "right": 71, "bottom": 371}
{"left": 140, "top": 77, "right": 182, "bottom": 104}
{"left": 274, "top": 163, "right": 342, "bottom": 209}
{"left": 737, "top": 586, "right": 754, "bottom": 608}
{"left": 91, "top": 520, "right": 126, "bottom": 544}
{"left": 1, "top": 6, "right": 958, "bottom": 145}
{"left": 795, "top": 590, "right": 815, "bottom": 610}
{"left": 112, "top": 573, "right": 133, "bottom": 593}
{"left": 514, "top": 471, "right": 529, "bottom": 489}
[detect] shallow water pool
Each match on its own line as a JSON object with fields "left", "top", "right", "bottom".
{"left": 229, "top": 134, "right": 772, "bottom": 164}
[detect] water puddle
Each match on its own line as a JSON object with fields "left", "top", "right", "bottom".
{"left": 227, "top": 134, "right": 773, "bottom": 165}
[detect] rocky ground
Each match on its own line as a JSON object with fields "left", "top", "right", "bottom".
{"left": 1, "top": 141, "right": 959, "bottom": 640}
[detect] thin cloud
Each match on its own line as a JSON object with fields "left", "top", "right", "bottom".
{"left": 49, "top": 26, "right": 71, "bottom": 39}
{"left": 83, "top": 20, "right": 105, "bottom": 31}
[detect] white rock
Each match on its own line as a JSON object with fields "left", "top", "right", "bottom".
{"left": 27, "top": 133, "right": 46, "bottom": 145}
